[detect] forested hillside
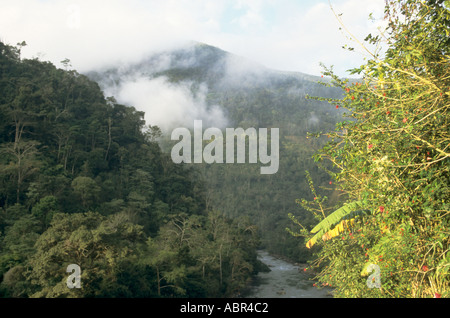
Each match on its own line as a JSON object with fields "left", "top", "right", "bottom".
{"left": 88, "top": 43, "right": 345, "bottom": 262}
{"left": 0, "top": 41, "right": 263, "bottom": 297}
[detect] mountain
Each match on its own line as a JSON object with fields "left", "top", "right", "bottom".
{"left": 86, "top": 42, "right": 342, "bottom": 132}
{"left": 86, "top": 42, "right": 345, "bottom": 262}
{"left": 87, "top": 41, "right": 324, "bottom": 90}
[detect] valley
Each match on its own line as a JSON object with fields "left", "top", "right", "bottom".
{"left": 87, "top": 42, "right": 345, "bottom": 263}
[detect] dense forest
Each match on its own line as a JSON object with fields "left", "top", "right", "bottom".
{"left": 0, "top": 41, "right": 265, "bottom": 297}
{"left": 2, "top": 0, "right": 446, "bottom": 299}
{"left": 88, "top": 43, "right": 345, "bottom": 263}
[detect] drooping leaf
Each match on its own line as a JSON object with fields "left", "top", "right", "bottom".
{"left": 310, "top": 201, "right": 363, "bottom": 234}
{"left": 321, "top": 218, "right": 355, "bottom": 242}
{"left": 306, "top": 201, "right": 365, "bottom": 248}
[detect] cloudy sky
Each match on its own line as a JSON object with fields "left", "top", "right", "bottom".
{"left": 1, "top": 0, "right": 386, "bottom": 77}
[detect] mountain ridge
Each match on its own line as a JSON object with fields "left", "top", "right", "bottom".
{"left": 86, "top": 41, "right": 325, "bottom": 88}
{"left": 85, "top": 41, "right": 342, "bottom": 134}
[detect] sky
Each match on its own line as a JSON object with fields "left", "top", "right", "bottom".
{"left": 0, "top": 0, "right": 387, "bottom": 77}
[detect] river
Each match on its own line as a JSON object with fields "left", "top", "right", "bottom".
{"left": 244, "top": 250, "right": 333, "bottom": 298}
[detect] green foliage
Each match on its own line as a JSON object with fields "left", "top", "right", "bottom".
{"left": 26, "top": 212, "right": 146, "bottom": 297}
{"left": 291, "top": 0, "right": 450, "bottom": 298}
{"left": 198, "top": 138, "right": 334, "bottom": 263}
{"left": 31, "top": 195, "right": 59, "bottom": 227}
{"left": 0, "top": 41, "right": 262, "bottom": 298}
{"left": 90, "top": 42, "right": 345, "bottom": 263}
{"left": 309, "top": 201, "right": 363, "bottom": 235}
{"left": 304, "top": 201, "right": 364, "bottom": 249}
{"left": 141, "top": 211, "right": 260, "bottom": 297}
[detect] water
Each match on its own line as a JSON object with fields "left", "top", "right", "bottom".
{"left": 244, "top": 250, "right": 333, "bottom": 298}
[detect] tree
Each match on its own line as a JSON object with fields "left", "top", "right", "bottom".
{"left": 0, "top": 39, "right": 264, "bottom": 298}
{"left": 25, "top": 212, "right": 146, "bottom": 297}
{"left": 71, "top": 176, "right": 101, "bottom": 210}
{"left": 31, "top": 195, "right": 59, "bottom": 227}
{"left": 0, "top": 140, "right": 40, "bottom": 203}
{"left": 143, "top": 226, "right": 188, "bottom": 297}
{"left": 292, "top": 0, "right": 450, "bottom": 298}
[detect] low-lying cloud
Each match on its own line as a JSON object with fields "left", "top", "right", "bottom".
{"left": 111, "top": 76, "right": 228, "bottom": 133}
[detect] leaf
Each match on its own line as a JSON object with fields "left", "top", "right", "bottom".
{"left": 306, "top": 201, "right": 365, "bottom": 248}
{"left": 321, "top": 218, "right": 355, "bottom": 242}
{"left": 310, "top": 201, "right": 363, "bottom": 234}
